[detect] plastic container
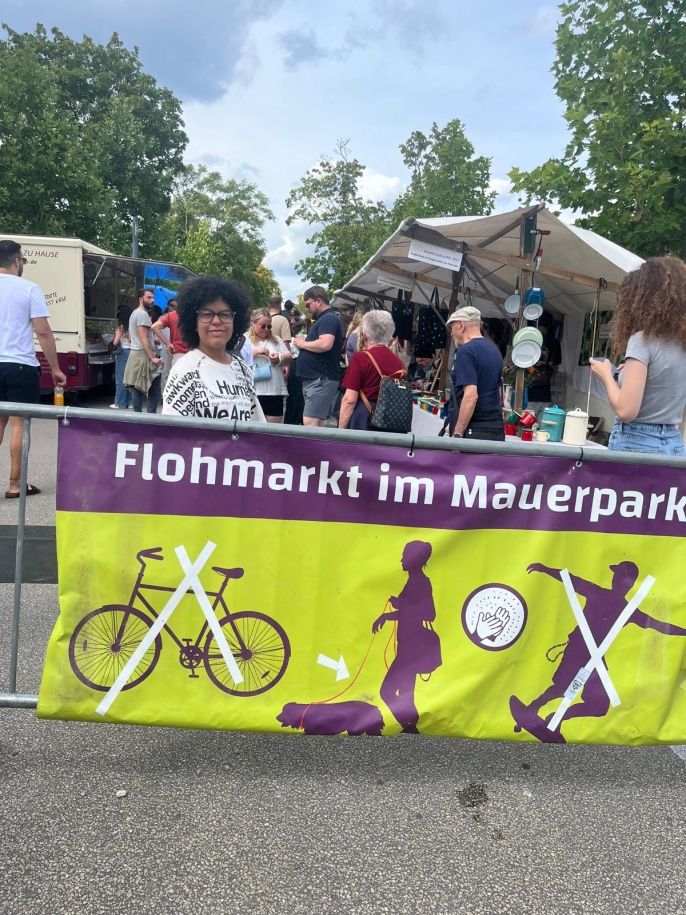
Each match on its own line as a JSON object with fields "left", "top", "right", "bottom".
{"left": 524, "top": 287, "right": 545, "bottom": 307}
{"left": 539, "top": 404, "right": 566, "bottom": 442}
{"left": 53, "top": 385, "right": 64, "bottom": 407}
{"left": 563, "top": 408, "right": 589, "bottom": 446}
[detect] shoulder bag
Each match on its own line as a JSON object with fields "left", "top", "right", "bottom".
{"left": 359, "top": 350, "right": 413, "bottom": 434}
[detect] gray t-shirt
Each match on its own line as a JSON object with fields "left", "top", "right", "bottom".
{"left": 622, "top": 331, "right": 686, "bottom": 424}
{"left": 129, "top": 307, "right": 152, "bottom": 352}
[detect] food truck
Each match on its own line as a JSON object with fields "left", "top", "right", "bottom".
{"left": 0, "top": 234, "right": 196, "bottom": 392}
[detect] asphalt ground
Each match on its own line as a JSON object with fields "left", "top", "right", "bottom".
{"left": 0, "top": 392, "right": 685, "bottom": 915}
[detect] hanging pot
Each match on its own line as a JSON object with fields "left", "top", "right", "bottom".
{"left": 524, "top": 287, "right": 545, "bottom": 306}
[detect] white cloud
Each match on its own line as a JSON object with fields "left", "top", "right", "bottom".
{"left": 264, "top": 220, "right": 311, "bottom": 273}
{"left": 489, "top": 177, "right": 519, "bottom": 214}
{"left": 358, "top": 167, "right": 403, "bottom": 205}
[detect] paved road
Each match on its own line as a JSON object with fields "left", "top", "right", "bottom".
{"left": 0, "top": 399, "right": 685, "bottom": 915}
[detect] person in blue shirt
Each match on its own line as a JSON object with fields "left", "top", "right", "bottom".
{"left": 293, "top": 286, "right": 343, "bottom": 426}
{"left": 447, "top": 305, "right": 504, "bottom": 441}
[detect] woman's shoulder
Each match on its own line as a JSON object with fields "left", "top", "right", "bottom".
{"left": 173, "top": 349, "right": 203, "bottom": 371}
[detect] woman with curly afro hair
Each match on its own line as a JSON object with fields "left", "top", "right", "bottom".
{"left": 590, "top": 257, "right": 686, "bottom": 455}
{"left": 162, "top": 275, "right": 265, "bottom": 423}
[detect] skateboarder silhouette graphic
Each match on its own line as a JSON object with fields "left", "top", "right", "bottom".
{"left": 510, "top": 560, "right": 686, "bottom": 743}
{"left": 372, "top": 541, "right": 442, "bottom": 734}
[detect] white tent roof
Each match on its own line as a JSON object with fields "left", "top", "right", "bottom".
{"left": 333, "top": 205, "right": 643, "bottom": 319}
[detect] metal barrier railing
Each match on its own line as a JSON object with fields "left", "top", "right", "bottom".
{"left": 2, "top": 400, "right": 684, "bottom": 712}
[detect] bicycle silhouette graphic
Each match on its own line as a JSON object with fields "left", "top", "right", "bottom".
{"left": 69, "top": 546, "right": 291, "bottom": 697}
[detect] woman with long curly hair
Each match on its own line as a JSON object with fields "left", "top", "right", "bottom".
{"left": 162, "top": 276, "right": 265, "bottom": 423}
{"left": 590, "top": 257, "right": 686, "bottom": 455}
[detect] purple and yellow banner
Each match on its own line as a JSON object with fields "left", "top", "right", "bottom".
{"left": 38, "top": 419, "right": 686, "bottom": 744}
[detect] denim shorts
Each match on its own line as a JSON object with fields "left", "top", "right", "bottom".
{"left": 301, "top": 377, "right": 339, "bottom": 420}
{"left": 609, "top": 420, "right": 685, "bottom": 456}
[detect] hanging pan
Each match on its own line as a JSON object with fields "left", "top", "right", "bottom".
{"left": 511, "top": 339, "right": 542, "bottom": 369}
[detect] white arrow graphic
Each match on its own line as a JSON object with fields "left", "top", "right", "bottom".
{"left": 317, "top": 653, "right": 349, "bottom": 681}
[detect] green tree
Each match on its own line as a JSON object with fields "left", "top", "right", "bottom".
{"left": 392, "top": 119, "right": 496, "bottom": 221}
{"left": 286, "top": 141, "right": 393, "bottom": 291}
{"left": 286, "top": 122, "right": 495, "bottom": 290}
{"left": 160, "top": 164, "right": 279, "bottom": 304}
{"left": 509, "top": 1, "right": 686, "bottom": 257}
{"left": 0, "top": 24, "right": 187, "bottom": 254}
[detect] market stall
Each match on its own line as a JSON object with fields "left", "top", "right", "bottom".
{"left": 332, "top": 205, "right": 644, "bottom": 440}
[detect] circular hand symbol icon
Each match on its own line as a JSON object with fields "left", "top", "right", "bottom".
{"left": 475, "top": 607, "right": 511, "bottom": 642}
{"left": 462, "top": 585, "right": 528, "bottom": 651}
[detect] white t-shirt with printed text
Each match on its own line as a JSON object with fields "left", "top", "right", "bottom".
{"left": 162, "top": 349, "right": 265, "bottom": 422}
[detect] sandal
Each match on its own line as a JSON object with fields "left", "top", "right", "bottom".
{"left": 5, "top": 482, "right": 41, "bottom": 499}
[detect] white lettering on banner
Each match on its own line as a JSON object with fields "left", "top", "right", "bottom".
{"left": 590, "top": 488, "right": 616, "bottom": 523}
{"left": 222, "top": 459, "right": 263, "bottom": 488}
{"left": 191, "top": 448, "right": 217, "bottom": 485}
{"left": 111, "top": 444, "right": 685, "bottom": 527}
{"left": 492, "top": 483, "right": 516, "bottom": 510}
{"left": 547, "top": 485, "right": 572, "bottom": 512}
{"left": 620, "top": 491, "right": 644, "bottom": 518}
{"left": 451, "top": 475, "right": 487, "bottom": 508}
{"left": 665, "top": 488, "right": 686, "bottom": 521}
{"left": 394, "top": 475, "right": 434, "bottom": 505}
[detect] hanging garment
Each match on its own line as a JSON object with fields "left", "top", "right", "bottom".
{"left": 392, "top": 289, "right": 414, "bottom": 344}
{"left": 415, "top": 287, "right": 448, "bottom": 351}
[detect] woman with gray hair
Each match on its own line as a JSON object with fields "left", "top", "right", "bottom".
{"left": 338, "top": 309, "right": 405, "bottom": 430}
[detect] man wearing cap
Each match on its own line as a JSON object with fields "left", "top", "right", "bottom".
{"left": 510, "top": 560, "right": 686, "bottom": 743}
{"left": 447, "top": 305, "right": 504, "bottom": 441}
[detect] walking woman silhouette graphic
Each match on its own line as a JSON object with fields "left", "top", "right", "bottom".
{"left": 372, "top": 541, "right": 442, "bottom": 733}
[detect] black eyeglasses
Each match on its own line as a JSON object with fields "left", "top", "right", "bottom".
{"left": 197, "top": 309, "right": 234, "bottom": 324}
{"left": 256, "top": 323, "right": 272, "bottom": 329}
{"left": 16, "top": 255, "right": 27, "bottom": 264}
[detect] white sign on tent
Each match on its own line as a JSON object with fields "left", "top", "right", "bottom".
{"left": 408, "top": 238, "right": 463, "bottom": 272}
{"left": 376, "top": 271, "right": 414, "bottom": 292}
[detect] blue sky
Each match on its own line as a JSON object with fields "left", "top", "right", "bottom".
{"left": 2, "top": 1, "right": 569, "bottom": 297}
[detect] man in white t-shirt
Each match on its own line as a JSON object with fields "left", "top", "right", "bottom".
{"left": 0, "top": 239, "right": 66, "bottom": 498}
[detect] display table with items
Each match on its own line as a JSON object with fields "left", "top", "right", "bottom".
{"left": 411, "top": 394, "right": 446, "bottom": 436}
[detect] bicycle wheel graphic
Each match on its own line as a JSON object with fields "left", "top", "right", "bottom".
{"left": 69, "top": 604, "right": 162, "bottom": 692}
{"left": 204, "top": 611, "right": 290, "bottom": 697}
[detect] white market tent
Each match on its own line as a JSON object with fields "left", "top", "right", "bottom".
{"left": 332, "top": 204, "right": 644, "bottom": 421}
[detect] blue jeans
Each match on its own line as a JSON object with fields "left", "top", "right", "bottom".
{"left": 114, "top": 349, "right": 132, "bottom": 408}
{"left": 609, "top": 420, "right": 685, "bottom": 456}
{"left": 131, "top": 374, "right": 162, "bottom": 413}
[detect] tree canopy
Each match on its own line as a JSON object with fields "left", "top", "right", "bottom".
{"left": 285, "top": 141, "right": 392, "bottom": 291}
{"left": 158, "top": 164, "right": 279, "bottom": 305}
{"left": 0, "top": 24, "right": 187, "bottom": 255}
{"left": 287, "top": 120, "right": 495, "bottom": 290}
{"left": 509, "top": 0, "right": 686, "bottom": 258}
{"left": 392, "top": 119, "right": 496, "bottom": 222}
